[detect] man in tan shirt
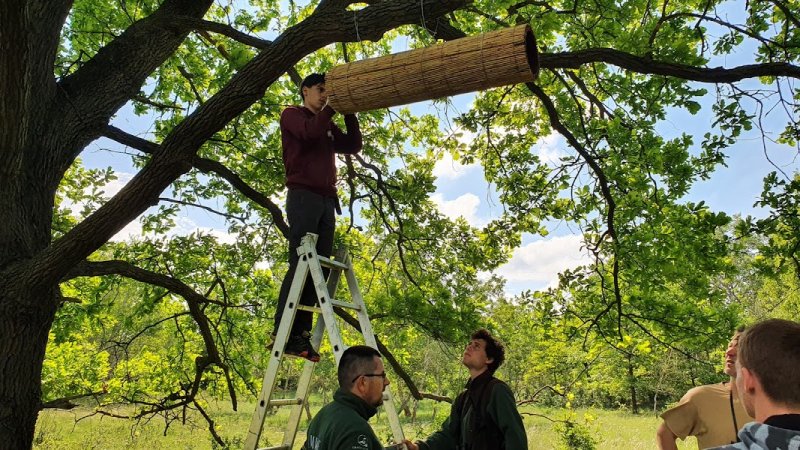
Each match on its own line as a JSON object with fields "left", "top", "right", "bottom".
{"left": 656, "top": 329, "right": 754, "bottom": 449}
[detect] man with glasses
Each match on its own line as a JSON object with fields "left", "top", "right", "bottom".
{"left": 303, "top": 345, "right": 390, "bottom": 450}
{"left": 403, "top": 329, "right": 527, "bottom": 450}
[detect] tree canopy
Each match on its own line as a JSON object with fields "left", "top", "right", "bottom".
{"left": 1, "top": 0, "right": 798, "bottom": 448}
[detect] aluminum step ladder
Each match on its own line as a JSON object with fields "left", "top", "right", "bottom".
{"left": 244, "top": 233, "right": 405, "bottom": 450}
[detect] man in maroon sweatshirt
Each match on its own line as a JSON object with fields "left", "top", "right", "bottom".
{"left": 273, "top": 73, "right": 362, "bottom": 361}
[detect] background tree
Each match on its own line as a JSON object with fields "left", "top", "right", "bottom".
{"left": 2, "top": 0, "right": 798, "bottom": 448}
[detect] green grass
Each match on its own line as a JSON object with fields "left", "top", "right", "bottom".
{"left": 34, "top": 396, "right": 699, "bottom": 449}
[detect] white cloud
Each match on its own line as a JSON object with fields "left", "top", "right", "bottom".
{"left": 111, "top": 210, "right": 238, "bottom": 244}
{"left": 433, "top": 151, "right": 479, "bottom": 181}
{"left": 431, "top": 192, "right": 483, "bottom": 226}
{"left": 111, "top": 219, "right": 145, "bottom": 242}
{"left": 102, "top": 172, "right": 135, "bottom": 198}
{"left": 535, "top": 132, "right": 566, "bottom": 166}
{"left": 197, "top": 226, "right": 238, "bottom": 245}
{"left": 494, "top": 234, "right": 591, "bottom": 288}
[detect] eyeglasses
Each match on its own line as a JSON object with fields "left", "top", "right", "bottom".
{"left": 352, "top": 372, "right": 387, "bottom": 383}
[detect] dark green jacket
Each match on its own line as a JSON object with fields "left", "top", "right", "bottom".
{"left": 302, "top": 388, "right": 382, "bottom": 450}
{"left": 418, "top": 371, "right": 528, "bottom": 450}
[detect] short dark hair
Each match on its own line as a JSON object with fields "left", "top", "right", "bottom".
{"left": 472, "top": 329, "right": 505, "bottom": 374}
{"left": 338, "top": 345, "right": 381, "bottom": 390}
{"left": 299, "top": 73, "right": 326, "bottom": 100}
{"left": 738, "top": 318, "right": 800, "bottom": 407}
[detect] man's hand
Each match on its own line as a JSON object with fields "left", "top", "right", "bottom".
{"left": 401, "top": 439, "right": 419, "bottom": 450}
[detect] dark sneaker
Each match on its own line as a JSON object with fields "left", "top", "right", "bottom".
{"left": 266, "top": 332, "right": 277, "bottom": 350}
{"left": 284, "top": 333, "right": 320, "bottom": 362}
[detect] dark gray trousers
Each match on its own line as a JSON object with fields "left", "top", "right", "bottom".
{"left": 273, "top": 188, "right": 336, "bottom": 336}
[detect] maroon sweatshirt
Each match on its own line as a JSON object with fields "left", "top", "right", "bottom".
{"left": 280, "top": 105, "right": 362, "bottom": 197}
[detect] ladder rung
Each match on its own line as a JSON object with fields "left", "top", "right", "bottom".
{"left": 268, "top": 398, "right": 304, "bottom": 407}
{"left": 258, "top": 446, "right": 291, "bottom": 450}
{"left": 317, "top": 255, "right": 349, "bottom": 271}
{"left": 298, "top": 301, "right": 361, "bottom": 312}
{"left": 331, "top": 299, "right": 361, "bottom": 311}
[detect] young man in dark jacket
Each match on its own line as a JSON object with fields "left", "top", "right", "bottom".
{"left": 272, "top": 73, "right": 362, "bottom": 361}
{"left": 302, "top": 345, "right": 390, "bottom": 450}
{"left": 708, "top": 318, "right": 800, "bottom": 450}
{"left": 404, "top": 329, "right": 528, "bottom": 450}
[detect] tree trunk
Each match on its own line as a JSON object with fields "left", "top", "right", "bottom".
{"left": 0, "top": 289, "right": 58, "bottom": 449}
{"left": 627, "top": 355, "right": 639, "bottom": 414}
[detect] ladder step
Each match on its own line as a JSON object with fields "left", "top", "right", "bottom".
{"left": 268, "top": 398, "right": 304, "bottom": 407}
{"left": 317, "top": 255, "right": 349, "bottom": 271}
{"left": 298, "top": 300, "right": 360, "bottom": 313}
{"left": 331, "top": 299, "right": 361, "bottom": 311}
{"left": 258, "top": 446, "right": 291, "bottom": 450}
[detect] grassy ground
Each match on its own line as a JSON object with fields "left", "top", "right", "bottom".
{"left": 33, "top": 396, "right": 698, "bottom": 449}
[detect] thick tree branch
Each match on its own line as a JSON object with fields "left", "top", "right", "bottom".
{"left": 173, "top": 17, "right": 271, "bottom": 49}
{"left": 103, "top": 125, "right": 160, "bottom": 153}
{"left": 41, "top": 391, "right": 104, "bottom": 410}
{"left": 540, "top": 49, "right": 800, "bottom": 82}
{"left": 55, "top": 0, "right": 214, "bottom": 170}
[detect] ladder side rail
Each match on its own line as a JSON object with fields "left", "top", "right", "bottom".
{"left": 281, "top": 246, "right": 348, "bottom": 448}
{"left": 306, "top": 246, "right": 349, "bottom": 366}
{"left": 324, "top": 247, "right": 349, "bottom": 365}
{"left": 244, "top": 257, "right": 312, "bottom": 450}
{"left": 343, "top": 257, "right": 406, "bottom": 445}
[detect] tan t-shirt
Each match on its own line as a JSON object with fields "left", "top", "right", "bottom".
{"left": 661, "top": 382, "right": 754, "bottom": 449}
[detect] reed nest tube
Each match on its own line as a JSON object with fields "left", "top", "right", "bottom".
{"left": 326, "top": 25, "right": 539, "bottom": 114}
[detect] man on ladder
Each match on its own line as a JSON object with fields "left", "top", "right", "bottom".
{"left": 273, "top": 72, "right": 362, "bottom": 361}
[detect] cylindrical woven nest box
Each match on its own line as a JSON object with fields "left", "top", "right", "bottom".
{"left": 326, "top": 25, "right": 539, "bottom": 114}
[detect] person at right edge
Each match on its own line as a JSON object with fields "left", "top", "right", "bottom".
{"left": 272, "top": 73, "right": 362, "bottom": 362}
{"left": 708, "top": 318, "right": 800, "bottom": 450}
{"left": 403, "top": 329, "right": 528, "bottom": 450}
{"left": 657, "top": 328, "right": 753, "bottom": 449}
